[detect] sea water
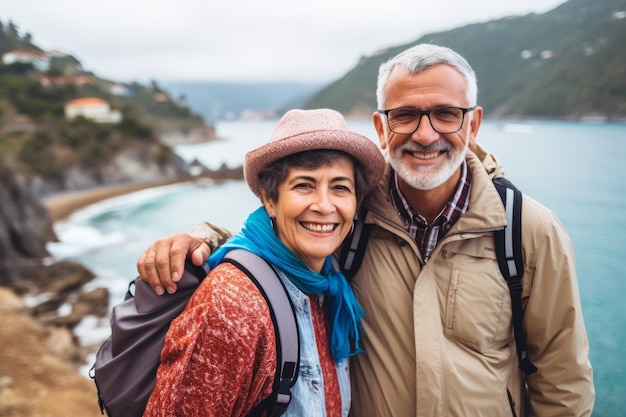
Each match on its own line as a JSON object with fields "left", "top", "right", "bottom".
{"left": 48, "top": 119, "right": 626, "bottom": 416}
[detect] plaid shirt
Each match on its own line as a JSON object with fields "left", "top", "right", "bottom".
{"left": 390, "top": 161, "right": 471, "bottom": 262}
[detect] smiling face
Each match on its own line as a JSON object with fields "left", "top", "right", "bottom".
{"left": 374, "top": 64, "right": 482, "bottom": 192}
{"left": 261, "top": 155, "right": 357, "bottom": 272}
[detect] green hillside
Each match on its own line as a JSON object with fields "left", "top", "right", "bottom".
{"left": 304, "top": 0, "right": 626, "bottom": 120}
{"left": 0, "top": 20, "right": 209, "bottom": 182}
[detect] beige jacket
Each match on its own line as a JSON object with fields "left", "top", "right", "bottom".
{"left": 347, "top": 146, "right": 594, "bottom": 417}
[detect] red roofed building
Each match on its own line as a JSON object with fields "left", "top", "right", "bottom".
{"left": 64, "top": 97, "right": 122, "bottom": 124}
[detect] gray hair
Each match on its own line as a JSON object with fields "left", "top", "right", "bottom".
{"left": 376, "top": 44, "right": 478, "bottom": 109}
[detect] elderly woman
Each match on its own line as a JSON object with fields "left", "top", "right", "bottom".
{"left": 143, "top": 109, "right": 385, "bottom": 417}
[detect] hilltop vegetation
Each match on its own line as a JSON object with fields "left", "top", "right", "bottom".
{"left": 304, "top": 0, "right": 626, "bottom": 120}
{"left": 0, "top": 19, "right": 213, "bottom": 189}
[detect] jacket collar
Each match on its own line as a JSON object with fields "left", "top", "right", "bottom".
{"left": 461, "top": 151, "right": 508, "bottom": 232}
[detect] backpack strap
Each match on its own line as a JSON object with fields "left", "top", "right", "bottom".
{"left": 223, "top": 249, "right": 300, "bottom": 416}
{"left": 492, "top": 177, "right": 537, "bottom": 375}
{"left": 339, "top": 205, "right": 371, "bottom": 279}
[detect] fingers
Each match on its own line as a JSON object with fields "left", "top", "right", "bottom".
{"left": 137, "top": 244, "right": 166, "bottom": 296}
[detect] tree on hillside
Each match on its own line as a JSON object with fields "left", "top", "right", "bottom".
{"left": 0, "top": 19, "right": 38, "bottom": 55}
{"left": 7, "top": 20, "right": 19, "bottom": 38}
{"left": 22, "top": 33, "right": 33, "bottom": 45}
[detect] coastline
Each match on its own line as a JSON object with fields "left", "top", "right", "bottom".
{"left": 42, "top": 178, "right": 193, "bottom": 223}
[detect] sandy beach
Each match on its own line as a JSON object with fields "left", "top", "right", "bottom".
{"left": 42, "top": 179, "right": 192, "bottom": 223}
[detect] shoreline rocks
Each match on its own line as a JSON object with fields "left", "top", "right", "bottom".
{"left": 0, "top": 286, "right": 104, "bottom": 417}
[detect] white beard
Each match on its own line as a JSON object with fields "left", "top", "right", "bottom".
{"left": 387, "top": 139, "right": 469, "bottom": 191}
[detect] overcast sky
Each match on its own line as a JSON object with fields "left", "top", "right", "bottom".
{"left": 2, "top": 0, "right": 566, "bottom": 84}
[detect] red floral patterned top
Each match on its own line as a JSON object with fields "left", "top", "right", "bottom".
{"left": 144, "top": 262, "right": 342, "bottom": 417}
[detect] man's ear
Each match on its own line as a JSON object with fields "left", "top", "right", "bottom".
{"left": 373, "top": 111, "right": 388, "bottom": 150}
{"left": 467, "top": 106, "right": 483, "bottom": 147}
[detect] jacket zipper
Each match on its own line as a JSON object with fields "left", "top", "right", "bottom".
{"left": 507, "top": 388, "right": 518, "bottom": 417}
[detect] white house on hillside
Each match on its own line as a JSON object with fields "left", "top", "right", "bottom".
{"left": 64, "top": 97, "right": 122, "bottom": 124}
{"left": 2, "top": 50, "right": 50, "bottom": 71}
{"left": 108, "top": 83, "right": 132, "bottom": 96}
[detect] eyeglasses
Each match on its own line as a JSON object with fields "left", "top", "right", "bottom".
{"left": 377, "top": 106, "right": 476, "bottom": 134}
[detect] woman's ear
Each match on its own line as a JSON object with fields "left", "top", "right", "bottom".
{"left": 260, "top": 189, "right": 276, "bottom": 217}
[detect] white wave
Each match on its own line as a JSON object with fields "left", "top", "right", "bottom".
{"left": 75, "top": 314, "right": 112, "bottom": 346}
{"left": 48, "top": 224, "right": 126, "bottom": 258}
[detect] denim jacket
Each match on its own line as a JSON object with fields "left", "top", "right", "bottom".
{"left": 278, "top": 269, "right": 351, "bottom": 417}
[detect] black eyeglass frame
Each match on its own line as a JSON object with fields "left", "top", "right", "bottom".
{"left": 377, "top": 106, "right": 476, "bottom": 134}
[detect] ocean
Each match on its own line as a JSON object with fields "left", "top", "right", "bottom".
{"left": 48, "top": 119, "right": 626, "bottom": 416}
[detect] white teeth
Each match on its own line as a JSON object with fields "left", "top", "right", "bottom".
{"left": 302, "top": 223, "right": 335, "bottom": 233}
{"left": 411, "top": 151, "right": 439, "bottom": 160}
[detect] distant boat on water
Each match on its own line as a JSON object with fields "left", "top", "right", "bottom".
{"left": 496, "top": 123, "right": 534, "bottom": 134}
{"left": 580, "top": 115, "right": 608, "bottom": 123}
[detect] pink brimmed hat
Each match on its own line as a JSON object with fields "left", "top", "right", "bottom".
{"left": 244, "top": 108, "right": 385, "bottom": 197}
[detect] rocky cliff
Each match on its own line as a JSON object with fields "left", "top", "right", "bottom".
{"left": 28, "top": 140, "right": 195, "bottom": 197}
{"left": 0, "top": 173, "right": 54, "bottom": 268}
{"left": 0, "top": 170, "right": 110, "bottom": 416}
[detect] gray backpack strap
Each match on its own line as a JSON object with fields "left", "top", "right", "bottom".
{"left": 493, "top": 177, "right": 537, "bottom": 375}
{"left": 223, "top": 249, "right": 299, "bottom": 416}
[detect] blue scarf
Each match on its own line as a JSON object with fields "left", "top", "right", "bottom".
{"left": 208, "top": 206, "right": 364, "bottom": 361}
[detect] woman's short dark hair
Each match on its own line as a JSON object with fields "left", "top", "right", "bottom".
{"left": 257, "top": 149, "right": 370, "bottom": 203}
